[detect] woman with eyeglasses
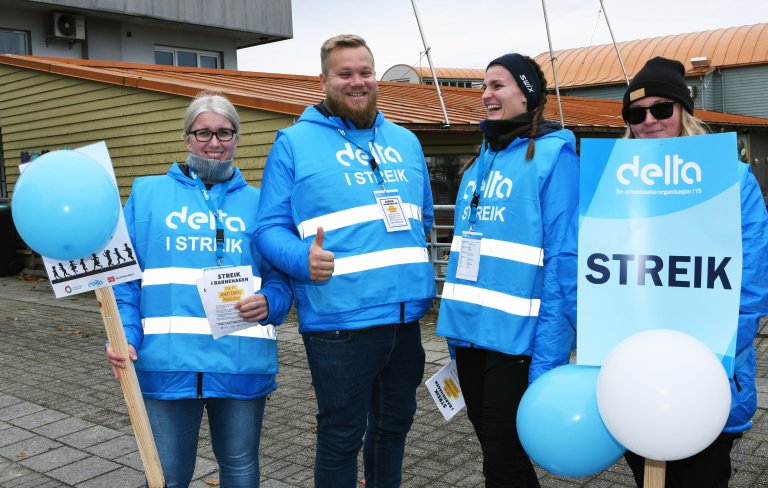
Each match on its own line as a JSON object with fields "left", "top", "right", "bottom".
{"left": 105, "top": 91, "right": 292, "bottom": 487}
{"left": 620, "top": 57, "right": 768, "bottom": 488}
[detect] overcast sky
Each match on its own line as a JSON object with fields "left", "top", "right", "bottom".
{"left": 237, "top": 0, "right": 766, "bottom": 78}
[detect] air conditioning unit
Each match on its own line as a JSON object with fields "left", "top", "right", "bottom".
{"left": 48, "top": 12, "right": 86, "bottom": 41}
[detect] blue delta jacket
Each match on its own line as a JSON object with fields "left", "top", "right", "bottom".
{"left": 114, "top": 163, "right": 292, "bottom": 400}
{"left": 255, "top": 106, "right": 436, "bottom": 331}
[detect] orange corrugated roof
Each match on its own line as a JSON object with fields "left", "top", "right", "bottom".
{"left": 411, "top": 66, "right": 485, "bottom": 81}
{"left": 0, "top": 55, "right": 766, "bottom": 130}
{"left": 534, "top": 23, "right": 768, "bottom": 88}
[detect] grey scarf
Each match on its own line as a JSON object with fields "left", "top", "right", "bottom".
{"left": 184, "top": 153, "right": 234, "bottom": 185}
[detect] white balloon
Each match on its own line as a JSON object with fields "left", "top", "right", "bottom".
{"left": 596, "top": 329, "right": 731, "bottom": 461}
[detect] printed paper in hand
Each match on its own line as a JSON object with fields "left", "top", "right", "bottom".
{"left": 196, "top": 265, "right": 256, "bottom": 339}
{"left": 425, "top": 359, "right": 465, "bottom": 421}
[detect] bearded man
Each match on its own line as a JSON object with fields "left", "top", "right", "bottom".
{"left": 255, "top": 34, "right": 436, "bottom": 488}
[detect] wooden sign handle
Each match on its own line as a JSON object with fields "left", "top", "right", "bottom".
{"left": 644, "top": 458, "right": 665, "bottom": 488}
{"left": 96, "top": 287, "right": 166, "bottom": 488}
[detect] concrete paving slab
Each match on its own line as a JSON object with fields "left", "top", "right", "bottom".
{"left": 1, "top": 275, "right": 767, "bottom": 487}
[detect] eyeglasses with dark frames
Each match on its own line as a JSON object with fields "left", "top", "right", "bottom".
{"left": 625, "top": 101, "right": 676, "bottom": 125}
{"left": 188, "top": 128, "right": 236, "bottom": 142}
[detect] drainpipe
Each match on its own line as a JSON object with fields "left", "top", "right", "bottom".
{"left": 718, "top": 69, "right": 726, "bottom": 113}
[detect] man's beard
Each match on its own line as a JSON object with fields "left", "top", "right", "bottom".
{"left": 325, "top": 89, "right": 378, "bottom": 129}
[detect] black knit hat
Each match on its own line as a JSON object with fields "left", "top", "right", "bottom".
{"left": 622, "top": 57, "right": 693, "bottom": 121}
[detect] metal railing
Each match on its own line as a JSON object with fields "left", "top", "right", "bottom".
{"left": 428, "top": 204, "right": 455, "bottom": 305}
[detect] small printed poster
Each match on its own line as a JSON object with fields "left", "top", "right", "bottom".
{"left": 32, "top": 141, "right": 143, "bottom": 298}
{"left": 195, "top": 265, "right": 269, "bottom": 339}
{"left": 425, "top": 359, "right": 465, "bottom": 421}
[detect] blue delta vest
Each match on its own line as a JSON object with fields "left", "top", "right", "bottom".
{"left": 115, "top": 164, "right": 291, "bottom": 399}
{"left": 260, "top": 107, "right": 436, "bottom": 331}
{"left": 437, "top": 131, "right": 576, "bottom": 358}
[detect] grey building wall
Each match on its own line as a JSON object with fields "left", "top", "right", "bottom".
{"left": 715, "top": 65, "right": 768, "bottom": 119}
{"left": 26, "top": 0, "right": 293, "bottom": 46}
{"left": 116, "top": 22, "right": 240, "bottom": 68}
{"left": 2, "top": 8, "right": 86, "bottom": 58}
{"left": 558, "top": 85, "right": 626, "bottom": 101}
{"left": 1, "top": 0, "right": 292, "bottom": 67}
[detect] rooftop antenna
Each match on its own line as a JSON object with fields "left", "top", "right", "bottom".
{"left": 600, "top": 0, "right": 630, "bottom": 85}
{"left": 410, "top": 0, "right": 450, "bottom": 127}
{"left": 541, "top": 0, "right": 565, "bottom": 128}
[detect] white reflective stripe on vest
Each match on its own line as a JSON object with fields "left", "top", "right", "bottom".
{"left": 333, "top": 246, "right": 429, "bottom": 276}
{"left": 142, "top": 316, "right": 277, "bottom": 339}
{"left": 141, "top": 267, "right": 262, "bottom": 289}
{"left": 451, "top": 236, "right": 544, "bottom": 267}
{"left": 442, "top": 283, "right": 541, "bottom": 317}
{"left": 298, "top": 203, "right": 423, "bottom": 239}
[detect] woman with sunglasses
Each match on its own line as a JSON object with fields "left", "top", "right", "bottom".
{"left": 621, "top": 57, "right": 768, "bottom": 488}
{"left": 436, "top": 53, "right": 579, "bottom": 487}
{"left": 105, "top": 91, "right": 292, "bottom": 487}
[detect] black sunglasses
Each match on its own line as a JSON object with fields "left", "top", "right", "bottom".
{"left": 624, "top": 101, "right": 676, "bottom": 125}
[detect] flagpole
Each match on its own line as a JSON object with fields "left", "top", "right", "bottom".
{"left": 541, "top": 0, "right": 565, "bottom": 128}
{"left": 410, "top": 0, "right": 450, "bottom": 127}
{"left": 600, "top": 0, "right": 630, "bottom": 85}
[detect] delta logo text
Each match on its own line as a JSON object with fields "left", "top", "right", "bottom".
{"left": 166, "top": 207, "right": 245, "bottom": 232}
{"left": 164, "top": 207, "right": 245, "bottom": 253}
{"left": 617, "top": 154, "right": 702, "bottom": 186}
{"left": 460, "top": 170, "right": 513, "bottom": 223}
{"left": 336, "top": 142, "right": 409, "bottom": 187}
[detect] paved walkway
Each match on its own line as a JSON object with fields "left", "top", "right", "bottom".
{"left": 1, "top": 274, "right": 767, "bottom": 487}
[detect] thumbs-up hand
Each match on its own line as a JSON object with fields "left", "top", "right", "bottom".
{"left": 309, "top": 227, "right": 335, "bottom": 281}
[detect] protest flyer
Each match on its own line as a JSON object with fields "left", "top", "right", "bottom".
{"left": 425, "top": 359, "right": 465, "bottom": 421}
{"left": 196, "top": 265, "right": 276, "bottom": 339}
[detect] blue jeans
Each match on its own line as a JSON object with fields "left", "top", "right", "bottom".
{"left": 144, "top": 397, "right": 266, "bottom": 488}
{"left": 302, "top": 321, "right": 426, "bottom": 488}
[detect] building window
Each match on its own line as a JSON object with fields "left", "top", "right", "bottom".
{"left": 154, "top": 46, "right": 221, "bottom": 69}
{"left": 426, "top": 155, "right": 470, "bottom": 205}
{"left": 0, "top": 29, "right": 29, "bottom": 55}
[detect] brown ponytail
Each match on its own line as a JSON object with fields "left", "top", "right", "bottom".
{"left": 524, "top": 55, "right": 549, "bottom": 160}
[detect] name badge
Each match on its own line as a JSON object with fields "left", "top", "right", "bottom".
{"left": 374, "top": 190, "right": 412, "bottom": 232}
{"left": 456, "top": 231, "right": 482, "bottom": 281}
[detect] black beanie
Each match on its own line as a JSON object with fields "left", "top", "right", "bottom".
{"left": 487, "top": 53, "right": 541, "bottom": 111}
{"left": 622, "top": 57, "right": 693, "bottom": 121}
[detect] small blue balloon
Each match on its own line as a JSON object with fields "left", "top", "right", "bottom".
{"left": 11, "top": 150, "right": 120, "bottom": 261}
{"left": 517, "top": 364, "right": 625, "bottom": 477}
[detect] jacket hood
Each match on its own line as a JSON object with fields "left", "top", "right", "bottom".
{"left": 294, "top": 105, "right": 385, "bottom": 131}
{"left": 167, "top": 161, "right": 248, "bottom": 193}
{"left": 501, "top": 125, "right": 577, "bottom": 154}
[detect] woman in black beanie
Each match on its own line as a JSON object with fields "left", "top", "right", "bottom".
{"left": 621, "top": 57, "right": 768, "bottom": 488}
{"left": 436, "top": 53, "right": 579, "bottom": 487}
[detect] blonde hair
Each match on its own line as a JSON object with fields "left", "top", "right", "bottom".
{"left": 624, "top": 107, "right": 708, "bottom": 138}
{"left": 320, "top": 34, "right": 374, "bottom": 75}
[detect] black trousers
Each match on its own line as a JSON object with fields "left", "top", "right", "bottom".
{"left": 624, "top": 432, "right": 741, "bottom": 488}
{"left": 456, "top": 347, "right": 540, "bottom": 488}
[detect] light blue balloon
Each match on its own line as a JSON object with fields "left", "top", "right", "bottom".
{"left": 12, "top": 150, "right": 120, "bottom": 261}
{"left": 517, "top": 364, "right": 625, "bottom": 477}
